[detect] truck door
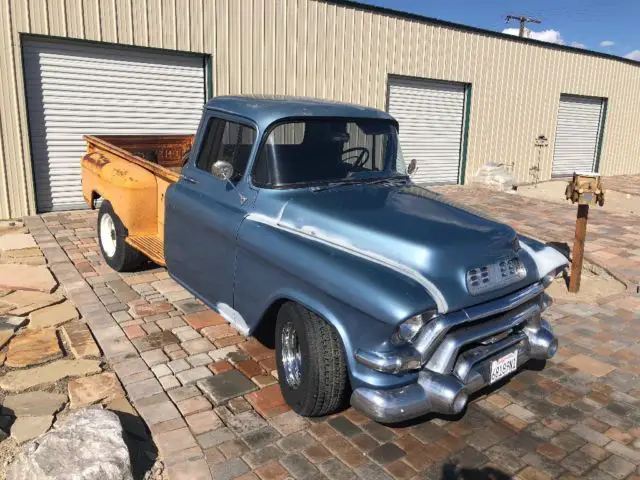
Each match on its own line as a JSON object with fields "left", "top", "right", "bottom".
{"left": 164, "top": 111, "right": 258, "bottom": 313}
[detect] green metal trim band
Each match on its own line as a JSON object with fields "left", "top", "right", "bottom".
{"left": 205, "top": 55, "right": 214, "bottom": 100}
{"left": 593, "top": 99, "right": 608, "bottom": 173}
{"left": 459, "top": 84, "right": 472, "bottom": 185}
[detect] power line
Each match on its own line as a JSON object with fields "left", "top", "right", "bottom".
{"left": 505, "top": 15, "right": 542, "bottom": 38}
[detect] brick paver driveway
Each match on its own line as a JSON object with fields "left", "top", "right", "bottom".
{"left": 25, "top": 179, "right": 640, "bottom": 480}
{"left": 604, "top": 175, "right": 640, "bottom": 197}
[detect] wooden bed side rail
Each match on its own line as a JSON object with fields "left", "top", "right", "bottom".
{"left": 84, "top": 134, "right": 190, "bottom": 183}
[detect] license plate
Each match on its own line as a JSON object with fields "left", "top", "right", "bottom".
{"left": 490, "top": 350, "right": 518, "bottom": 384}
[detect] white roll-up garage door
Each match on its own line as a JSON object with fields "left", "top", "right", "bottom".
{"left": 552, "top": 94, "right": 605, "bottom": 177}
{"left": 388, "top": 77, "right": 467, "bottom": 185}
{"left": 23, "top": 37, "right": 206, "bottom": 212}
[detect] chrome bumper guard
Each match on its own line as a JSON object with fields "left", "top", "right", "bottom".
{"left": 351, "top": 281, "right": 558, "bottom": 423}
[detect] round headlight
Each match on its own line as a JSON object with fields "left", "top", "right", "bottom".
{"left": 391, "top": 315, "right": 425, "bottom": 345}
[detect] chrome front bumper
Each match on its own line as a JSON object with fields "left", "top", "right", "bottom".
{"left": 351, "top": 282, "right": 558, "bottom": 423}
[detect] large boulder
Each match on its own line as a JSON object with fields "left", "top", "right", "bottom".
{"left": 6, "top": 407, "right": 133, "bottom": 480}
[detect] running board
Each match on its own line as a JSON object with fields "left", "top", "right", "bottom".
{"left": 126, "top": 234, "right": 165, "bottom": 266}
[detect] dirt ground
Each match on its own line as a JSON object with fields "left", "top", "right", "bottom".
{"left": 516, "top": 180, "right": 639, "bottom": 215}
{"left": 546, "top": 261, "right": 627, "bottom": 303}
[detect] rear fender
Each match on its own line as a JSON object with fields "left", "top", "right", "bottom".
{"left": 81, "top": 152, "right": 159, "bottom": 236}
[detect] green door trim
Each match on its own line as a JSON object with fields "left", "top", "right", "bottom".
{"left": 205, "top": 55, "right": 214, "bottom": 101}
{"left": 593, "top": 98, "right": 608, "bottom": 173}
{"left": 458, "top": 84, "right": 473, "bottom": 185}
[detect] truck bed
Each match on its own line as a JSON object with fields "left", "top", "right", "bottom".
{"left": 81, "top": 134, "right": 194, "bottom": 266}
{"left": 84, "top": 134, "right": 193, "bottom": 181}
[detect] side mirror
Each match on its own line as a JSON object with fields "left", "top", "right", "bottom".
{"left": 407, "top": 159, "right": 417, "bottom": 175}
{"left": 211, "top": 160, "right": 234, "bottom": 181}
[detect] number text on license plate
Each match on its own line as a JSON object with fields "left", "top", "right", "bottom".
{"left": 490, "top": 350, "right": 518, "bottom": 384}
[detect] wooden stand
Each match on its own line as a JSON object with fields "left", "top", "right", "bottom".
{"left": 569, "top": 204, "right": 589, "bottom": 293}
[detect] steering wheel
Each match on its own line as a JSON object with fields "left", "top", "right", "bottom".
{"left": 342, "top": 147, "right": 370, "bottom": 169}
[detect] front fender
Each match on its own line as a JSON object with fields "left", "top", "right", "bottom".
{"left": 233, "top": 218, "right": 434, "bottom": 389}
{"left": 236, "top": 215, "right": 437, "bottom": 325}
{"left": 254, "top": 287, "right": 420, "bottom": 390}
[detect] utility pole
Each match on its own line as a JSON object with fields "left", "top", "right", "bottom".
{"left": 505, "top": 15, "right": 542, "bottom": 37}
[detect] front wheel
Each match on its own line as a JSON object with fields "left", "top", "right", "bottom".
{"left": 97, "top": 200, "right": 146, "bottom": 272}
{"left": 275, "top": 302, "right": 349, "bottom": 417}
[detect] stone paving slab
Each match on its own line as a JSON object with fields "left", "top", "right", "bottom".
{"left": 60, "top": 319, "right": 101, "bottom": 358}
{"left": 68, "top": 372, "right": 126, "bottom": 409}
{"left": 28, "top": 300, "right": 79, "bottom": 329}
{"left": 197, "top": 371, "right": 257, "bottom": 406}
{"left": 3, "top": 391, "right": 67, "bottom": 417}
{"left": 10, "top": 415, "right": 53, "bottom": 444}
{"left": 0, "top": 233, "right": 37, "bottom": 251}
{"left": 0, "top": 315, "right": 27, "bottom": 349}
{"left": 0, "top": 359, "right": 102, "bottom": 391}
{"left": 0, "top": 264, "right": 58, "bottom": 293}
{"left": 0, "top": 289, "right": 64, "bottom": 316}
{"left": 5, "top": 328, "right": 63, "bottom": 368}
{"left": 26, "top": 189, "right": 640, "bottom": 480}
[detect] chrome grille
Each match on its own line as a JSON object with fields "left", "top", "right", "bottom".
{"left": 466, "top": 257, "right": 526, "bottom": 295}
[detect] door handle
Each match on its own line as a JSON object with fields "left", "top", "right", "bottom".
{"left": 182, "top": 175, "right": 199, "bottom": 185}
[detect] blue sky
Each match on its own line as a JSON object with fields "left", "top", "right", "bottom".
{"left": 358, "top": 0, "right": 640, "bottom": 61}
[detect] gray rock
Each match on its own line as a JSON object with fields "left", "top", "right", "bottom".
{"left": 6, "top": 407, "right": 133, "bottom": 480}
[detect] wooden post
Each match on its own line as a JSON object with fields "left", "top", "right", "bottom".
{"left": 569, "top": 204, "right": 589, "bottom": 292}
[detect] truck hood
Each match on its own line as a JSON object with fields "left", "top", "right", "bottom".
{"left": 260, "top": 184, "right": 560, "bottom": 312}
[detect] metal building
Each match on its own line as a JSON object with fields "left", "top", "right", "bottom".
{"left": 0, "top": 0, "right": 639, "bottom": 218}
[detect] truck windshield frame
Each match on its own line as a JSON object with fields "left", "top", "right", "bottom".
{"left": 251, "top": 117, "right": 407, "bottom": 189}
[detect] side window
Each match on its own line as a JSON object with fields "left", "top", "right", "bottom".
{"left": 196, "top": 117, "right": 256, "bottom": 181}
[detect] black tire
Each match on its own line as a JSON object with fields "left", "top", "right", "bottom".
{"left": 97, "top": 200, "right": 146, "bottom": 272}
{"left": 275, "top": 302, "right": 349, "bottom": 417}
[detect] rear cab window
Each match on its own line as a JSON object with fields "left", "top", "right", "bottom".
{"left": 196, "top": 117, "right": 257, "bottom": 181}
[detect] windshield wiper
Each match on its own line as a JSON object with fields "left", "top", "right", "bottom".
{"left": 309, "top": 180, "right": 361, "bottom": 192}
{"left": 365, "top": 176, "right": 410, "bottom": 186}
{"left": 310, "top": 176, "right": 409, "bottom": 192}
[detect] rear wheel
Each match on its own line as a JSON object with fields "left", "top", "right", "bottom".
{"left": 97, "top": 200, "right": 145, "bottom": 272}
{"left": 275, "top": 302, "right": 349, "bottom": 417}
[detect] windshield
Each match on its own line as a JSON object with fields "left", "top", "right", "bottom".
{"left": 252, "top": 118, "right": 406, "bottom": 187}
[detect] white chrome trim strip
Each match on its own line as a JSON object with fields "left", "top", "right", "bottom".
{"left": 519, "top": 240, "right": 569, "bottom": 279}
{"left": 216, "top": 302, "right": 250, "bottom": 336}
{"left": 246, "top": 212, "right": 449, "bottom": 312}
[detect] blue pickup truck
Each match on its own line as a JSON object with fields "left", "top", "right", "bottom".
{"left": 84, "top": 96, "right": 566, "bottom": 423}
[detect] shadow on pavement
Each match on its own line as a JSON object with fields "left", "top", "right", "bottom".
{"left": 111, "top": 410, "right": 158, "bottom": 480}
{"left": 442, "top": 462, "right": 512, "bottom": 479}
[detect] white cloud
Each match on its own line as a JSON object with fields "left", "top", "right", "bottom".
{"left": 625, "top": 50, "right": 640, "bottom": 61}
{"left": 571, "top": 42, "right": 586, "bottom": 49}
{"left": 600, "top": 40, "right": 615, "bottom": 47}
{"left": 502, "top": 28, "right": 565, "bottom": 45}
{"left": 502, "top": 28, "right": 521, "bottom": 37}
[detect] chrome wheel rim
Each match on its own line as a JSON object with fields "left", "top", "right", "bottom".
{"left": 100, "top": 213, "right": 117, "bottom": 258}
{"left": 281, "top": 322, "right": 302, "bottom": 389}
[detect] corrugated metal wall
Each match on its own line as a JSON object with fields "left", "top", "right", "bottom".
{"left": 1, "top": 0, "right": 640, "bottom": 218}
